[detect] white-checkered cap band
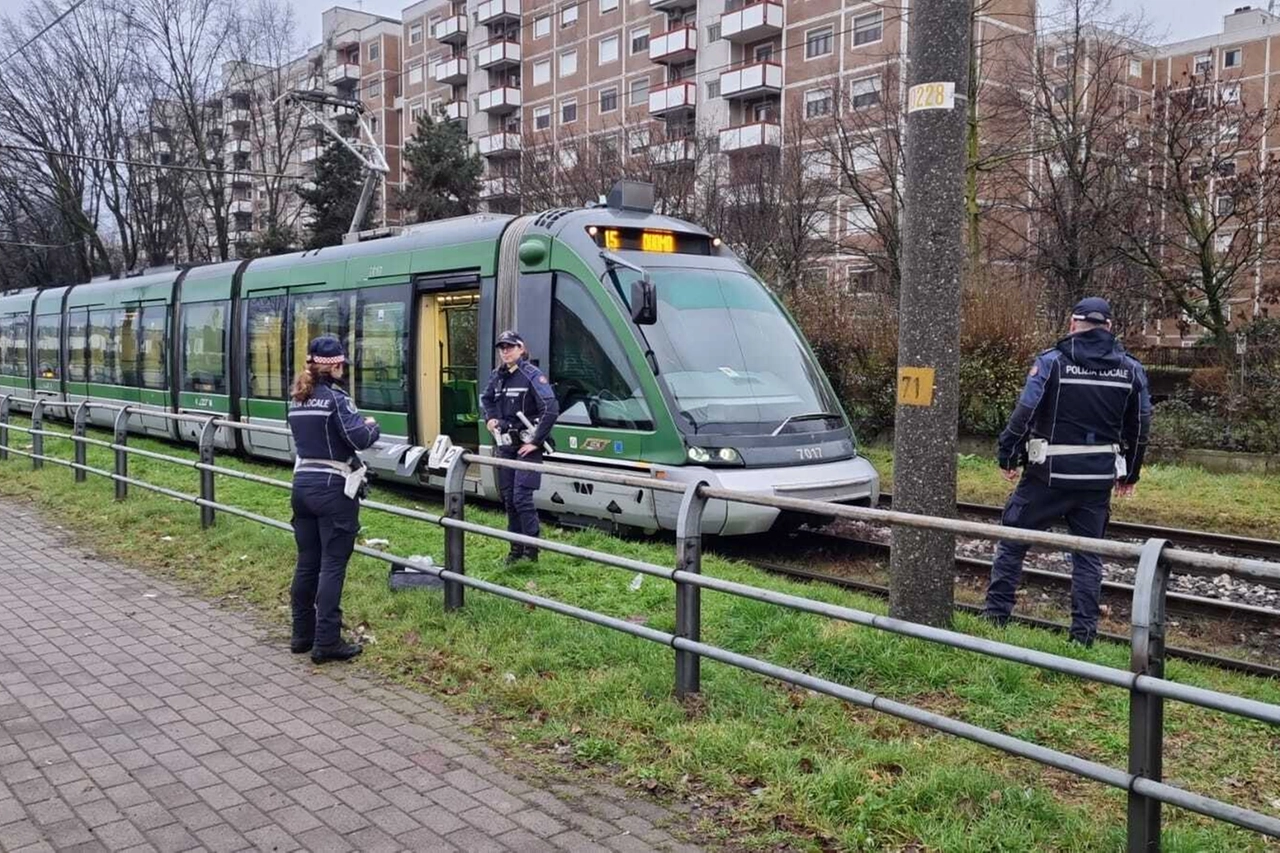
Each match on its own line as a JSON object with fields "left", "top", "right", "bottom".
{"left": 307, "top": 354, "right": 345, "bottom": 365}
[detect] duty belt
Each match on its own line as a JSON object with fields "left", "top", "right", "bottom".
{"left": 294, "top": 457, "right": 353, "bottom": 475}
{"left": 1035, "top": 443, "right": 1120, "bottom": 457}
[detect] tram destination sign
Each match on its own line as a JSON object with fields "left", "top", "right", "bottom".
{"left": 588, "top": 226, "right": 713, "bottom": 255}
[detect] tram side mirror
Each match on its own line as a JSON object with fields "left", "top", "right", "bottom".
{"left": 630, "top": 277, "right": 657, "bottom": 326}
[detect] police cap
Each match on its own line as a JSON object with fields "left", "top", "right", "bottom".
{"left": 495, "top": 330, "right": 525, "bottom": 348}
{"left": 1071, "top": 297, "right": 1112, "bottom": 323}
{"left": 306, "top": 335, "right": 347, "bottom": 365}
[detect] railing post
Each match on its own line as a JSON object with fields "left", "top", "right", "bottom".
{"left": 30, "top": 398, "right": 44, "bottom": 470}
{"left": 1128, "top": 537, "right": 1170, "bottom": 853}
{"left": 198, "top": 418, "right": 216, "bottom": 529}
{"left": 442, "top": 452, "right": 468, "bottom": 612}
{"left": 72, "top": 402, "right": 87, "bottom": 483}
{"left": 113, "top": 406, "right": 130, "bottom": 501}
{"left": 674, "top": 482, "right": 709, "bottom": 698}
{"left": 0, "top": 395, "right": 9, "bottom": 462}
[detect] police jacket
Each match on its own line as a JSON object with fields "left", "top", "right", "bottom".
{"left": 480, "top": 359, "right": 559, "bottom": 447}
{"left": 287, "top": 378, "right": 381, "bottom": 472}
{"left": 997, "top": 328, "right": 1152, "bottom": 490}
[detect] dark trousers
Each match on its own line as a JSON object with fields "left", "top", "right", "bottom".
{"left": 982, "top": 476, "right": 1111, "bottom": 643}
{"left": 496, "top": 444, "right": 542, "bottom": 544}
{"left": 291, "top": 473, "right": 360, "bottom": 648}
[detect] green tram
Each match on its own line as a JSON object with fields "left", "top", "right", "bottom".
{"left": 0, "top": 184, "right": 879, "bottom": 535}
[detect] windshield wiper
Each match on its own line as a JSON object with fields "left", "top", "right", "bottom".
{"left": 771, "top": 412, "right": 840, "bottom": 437}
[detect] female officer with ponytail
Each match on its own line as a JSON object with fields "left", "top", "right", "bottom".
{"left": 287, "top": 335, "right": 380, "bottom": 664}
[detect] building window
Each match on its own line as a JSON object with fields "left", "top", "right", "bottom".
{"left": 706, "top": 79, "right": 720, "bottom": 99}
{"left": 1129, "top": 57, "right": 1142, "bottom": 77}
{"left": 600, "top": 87, "right": 618, "bottom": 112}
{"left": 410, "top": 102, "right": 425, "bottom": 122}
{"left": 1224, "top": 48, "right": 1242, "bottom": 68}
{"left": 561, "top": 98, "right": 578, "bottom": 123}
{"left": 369, "top": 116, "right": 379, "bottom": 134}
{"left": 366, "top": 79, "right": 381, "bottom": 98}
{"left": 1052, "top": 83, "right": 1069, "bottom": 101}
{"left": 534, "top": 14, "right": 551, "bottom": 37}
{"left": 533, "top": 59, "right": 551, "bottom": 85}
{"left": 600, "top": 0, "right": 619, "bottom": 12}
{"left": 803, "top": 150, "right": 831, "bottom": 179}
{"left": 368, "top": 41, "right": 380, "bottom": 62}
{"left": 853, "top": 11, "right": 882, "bottom": 46}
{"left": 806, "top": 27, "right": 833, "bottom": 59}
{"left": 629, "top": 75, "right": 649, "bottom": 105}
{"left": 628, "top": 127, "right": 649, "bottom": 153}
{"left": 805, "top": 88, "right": 832, "bottom": 117}
{"left": 707, "top": 22, "right": 720, "bottom": 43}
{"left": 429, "top": 97, "right": 443, "bottom": 116}
{"left": 1054, "top": 49, "right": 1073, "bottom": 68}
{"left": 408, "top": 62, "right": 423, "bottom": 85}
{"left": 534, "top": 105, "right": 551, "bottom": 130}
{"left": 851, "top": 75, "right": 881, "bottom": 109}
{"left": 1217, "top": 195, "right": 1235, "bottom": 216}
{"left": 410, "top": 23, "right": 423, "bottom": 44}
{"left": 1194, "top": 53, "right": 1211, "bottom": 74}
{"left": 630, "top": 26, "right": 649, "bottom": 54}
{"left": 599, "top": 34, "right": 619, "bottom": 64}
{"left": 753, "top": 42, "right": 773, "bottom": 62}
{"left": 560, "top": 49, "right": 578, "bottom": 77}
{"left": 562, "top": 4, "right": 578, "bottom": 26}
{"left": 751, "top": 100, "right": 774, "bottom": 122}
{"left": 1221, "top": 84, "right": 1240, "bottom": 105}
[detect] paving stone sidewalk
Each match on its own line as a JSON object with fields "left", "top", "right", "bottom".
{"left": 0, "top": 498, "right": 702, "bottom": 853}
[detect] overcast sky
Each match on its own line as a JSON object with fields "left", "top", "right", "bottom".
{"left": 284, "top": 0, "right": 1244, "bottom": 48}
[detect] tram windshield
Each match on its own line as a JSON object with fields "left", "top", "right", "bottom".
{"left": 609, "top": 267, "right": 843, "bottom": 436}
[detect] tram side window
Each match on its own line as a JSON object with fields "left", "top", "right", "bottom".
{"left": 291, "top": 291, "right": 356, "bottom": 398}
{"left": 247, "top": 296, "right": 286, "bottom": 398}
{"left": 88, "top": 310, "right": 116, "bottom": 384}
{"left": 0, "top": 316, "right": 12, "bottom": 376}
{"left": 138, "top": 306, "right": 167, "bottom": 390}
{"left": 182, "top": 301, "right": 228, "bottom": 394}
{"left": 9, "top": 314, "right": 29, "bottom": 380}
{"left": 550, "top": 274, "right": 654, "bottom": 430}
{"left": 118, "top": 308, "right": 140, "bottom": 387}
{"left": 355, "top": 288, "right": 408, "bottom": 412}
{"left": 66, "top": 311, "right": 88, "bottom": 382}
{"left": 36, "top": 315, "right": 60, "bottom": 379}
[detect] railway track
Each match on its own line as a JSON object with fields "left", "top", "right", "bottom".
{"left": 878, "top": 492, "right": 1280, "bottom": 561}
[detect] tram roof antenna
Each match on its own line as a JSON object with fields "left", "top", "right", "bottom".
{"left": 606, "top": 180, "right": 655, "bottom": 213}
{"left": 277, "top": 87, "right": 390, "bottom": 237}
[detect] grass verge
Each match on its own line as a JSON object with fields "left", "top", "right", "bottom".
{"left": 862, "top": 445, "right": 1280, "bottom": 540}
{"left": 1, "top": 422, "right": 1278, "bottom": 852}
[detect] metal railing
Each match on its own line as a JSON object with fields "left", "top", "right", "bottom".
{"left": 1, "top": 394, "right": 1278, "bottom": 851}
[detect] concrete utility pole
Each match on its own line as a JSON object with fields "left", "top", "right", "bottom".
{"left": 889, "top": 0, "right": 973, "bottom": 627}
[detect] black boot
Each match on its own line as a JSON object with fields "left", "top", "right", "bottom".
{"left": 505, "top": 546, "right": 523, "bottom": 566}
{"left": 290, "top": 637, "right": 314, "bottom": 654}
{"left": 523, "top": 544, "right": 538, "bottom": 563}
{"left": 311, "top": 641, "right": 362, "bottom": 664}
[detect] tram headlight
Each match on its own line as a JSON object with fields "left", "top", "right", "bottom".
{"left": 686, "top": 446, "right": 743, "bottom": 465}
{"left": 687, "top": 446, "right": 712, "bottom": 463}
{"left": 716, "top": 447, "right": 740, "bottom": 463}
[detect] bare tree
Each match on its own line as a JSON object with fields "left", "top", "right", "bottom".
{"left": 1116, "top": 72, "right": 1280, "bottom": 354}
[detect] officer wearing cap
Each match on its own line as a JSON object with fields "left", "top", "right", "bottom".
{"left": 981, "top": 298, "right": 1153, "bottom": 646}
{"left": 286, "top": 335, "right": 381, "bottom": 664}
{"left": 480, "top": 330, "right": 559, "bottom": 563}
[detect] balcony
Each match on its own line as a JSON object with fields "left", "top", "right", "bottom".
{"left": 721, "top": 1, "right": 784, "bottom": 43}
{"left": 300, "top": 146, "right": 321, "bottom": 162}
{"left": 152, "top": 140, "right": 171, "bottom": 155}
{"left": 224, "top": 138, "right": 251, "bottom": 155}
{"left": 477, "top": 39, "right": 520, "bottom": 70}
{"left": 229, "top": 199, "right": 254, "bottom": 215}
{"left": 719, "top": 121, "right": 781, "bottom": 153}
{"left": 230, "top": 231, "right": 254, "bottom": 244}
{"left": 719, "top": 61, "right": 783, "bottom": 99}
{"left": 649, "top": 27, "right": 697, "bottom": 65}
{"left": 649, "top": 81, "right": 696, "bottom": 117}
{"left": 228, "top": 171, "right": 253, "bottom": 187}
{"left": 433, "top": 56, "right": 468, "bottom": 84}
{"left": 224, "top": 108, "right": 251, "bottom": 126}
{"left": 478, "top": 132, "right": 521, "bottom": 158}
{"left": 651, "top": 139, "right": 696, "bottom": 165}
{"left": 481, "top": 176, "right": 519, "bottom": 199}
{"left": 477, "top": 86, "right": 521, "bottom": 114}
{"left": 477, "top": 0, "right": 520, "bottom": 25}
{"left": 649, "top": 0, "right": 695, "bottom": 11}
{"left": 443, "top": 100, "right": 469, "bottom": 122}
{"left": 328, "top": 63, "right": 360, "bottom": 85}
{"left": 434, "top": 15, "right": 468, "bottom": 45}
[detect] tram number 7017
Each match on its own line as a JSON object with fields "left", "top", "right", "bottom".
{"left": 795, "top": 446, "right": 823, "bottom": 461}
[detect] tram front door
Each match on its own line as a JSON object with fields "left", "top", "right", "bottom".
{"left": 416, "top": 291, "right": 480, "bottom": 451}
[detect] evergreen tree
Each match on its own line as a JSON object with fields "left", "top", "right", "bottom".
{"left": 401, "top": 110, "right": 483, "bottom": 222}
{"left": 297, "top": 140, "right": 370, "bottom": 249}
{"left": 241, "top": 223, "right": 298, "bottom": 258}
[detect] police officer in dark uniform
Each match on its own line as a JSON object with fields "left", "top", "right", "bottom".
{"left": 480, "top": 330, "right": 559, "bottom": 564}
{"left": 982, "top": 298, "right": 1152, "bottom": 646}
{"left": 286, "top": 335, "right": 381, "bottom": 664}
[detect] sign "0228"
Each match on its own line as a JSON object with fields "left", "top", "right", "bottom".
{"left": 907, "top": 81, "right": 956, "bottom": 113}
